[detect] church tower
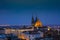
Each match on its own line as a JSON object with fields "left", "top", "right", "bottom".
{"left": 31, "top": 16, "right": 35, "bottom": 26}
{"left": 35, "top": 16, "right": 38, "bottom": 22}
{"left": 31, "top": 16, "right": 42, "bottom": 27}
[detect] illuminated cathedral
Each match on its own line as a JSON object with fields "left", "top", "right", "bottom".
{"left": 31, "top": 16, "right": 42, "bottom": 27}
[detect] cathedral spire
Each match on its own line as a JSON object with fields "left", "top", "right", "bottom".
{"left": 31, "top": 16, "right": 34, "bottom": 26}
{"left": 35, "top": 16, "right": 38, "bottom": 22}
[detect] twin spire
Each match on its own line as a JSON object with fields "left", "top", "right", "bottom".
{"left": 31, "top": 16, "right": 42, "bottom": 27}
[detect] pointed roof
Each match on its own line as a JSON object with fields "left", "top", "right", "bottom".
{"left": 34, "top": 16, "right": 42, "bottom": 27}
{"left": 35, "top": 16, "right": 38, "bottom": 22}
{"left": 35, "top": 20, "right": 42, "bottom": 27}
{"left": 31, "top": 15, "right": 43, "bottom": 27}
{"left": 31, "top": 16, "right": 34, "bottom": 23}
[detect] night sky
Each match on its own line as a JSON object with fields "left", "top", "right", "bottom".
{"left": 0, "top": 0, "right": 60, "bottom": 25}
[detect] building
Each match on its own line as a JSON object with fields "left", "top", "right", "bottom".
{"left": 19, "top": 30, "right": 43, "bottom": 40}
{"left": 0, "top": 34, "right": 7, "bottom": 40}
{"left": 31, "top": 16, "right": 42, "bottom": 28}
{"left": 0, "top": 28, "right": 5, "bottom": 34}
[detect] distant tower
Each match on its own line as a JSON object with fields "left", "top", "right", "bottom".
{"left": 35, "top": 16, "right": 38, "bottom": 22}
{"left": 31, "top": 16, "right": 35, "bottom": 26}
{"left": 31, "top": 15, "right": 42, "bottom": 27}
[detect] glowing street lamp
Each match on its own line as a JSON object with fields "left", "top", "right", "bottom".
{"left": 48, "top": 26, "right": 51, "bottom": 31}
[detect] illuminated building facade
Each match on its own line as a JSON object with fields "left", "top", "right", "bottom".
{"left": 31, "top": 16, "right": 42, "bottom": 28}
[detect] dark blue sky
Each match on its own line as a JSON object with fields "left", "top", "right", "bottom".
{"left": 0, "top": 0, "right": 60, "bottom": 25}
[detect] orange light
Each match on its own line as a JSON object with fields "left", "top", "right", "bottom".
{"left": 35, "top": 20, "right": 42, "bottom": 27}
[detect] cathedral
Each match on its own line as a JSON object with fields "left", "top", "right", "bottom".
{"left": 31, "top": 16, "right": 42, "bottom": 27}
